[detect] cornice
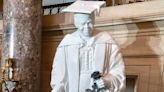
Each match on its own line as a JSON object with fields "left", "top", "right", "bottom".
{"left": 43, "top": 0, "right": 164, "bottom": 31}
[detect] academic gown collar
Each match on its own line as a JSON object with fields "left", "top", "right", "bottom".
{"left": 58, "top": 30, "right": 116, "bottom": 47}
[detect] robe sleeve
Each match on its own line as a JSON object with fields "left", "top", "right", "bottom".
{"left": 50, "top": 47, "right": 68, "bottom": 92}
{"left": 102, "top": 44, "right": 125, "bottom": 92}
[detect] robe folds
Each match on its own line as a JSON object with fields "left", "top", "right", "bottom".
{"left": 51, "top": 31, "right": 125, "bottom": 92}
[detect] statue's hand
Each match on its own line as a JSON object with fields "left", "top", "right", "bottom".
{"left": 95, "top": 78, "right": 105, "bottom": 89}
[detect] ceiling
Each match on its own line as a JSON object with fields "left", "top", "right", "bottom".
{"left": 0, "top": 0, "right": 75, "bottom": 11}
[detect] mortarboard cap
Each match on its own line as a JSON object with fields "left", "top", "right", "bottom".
{"left": 62, "top": 1, "right": 106, "bottom": 15}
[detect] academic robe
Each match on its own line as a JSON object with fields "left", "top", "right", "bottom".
{"left": 51, "top": 31, "right": 125, "bottom": 92}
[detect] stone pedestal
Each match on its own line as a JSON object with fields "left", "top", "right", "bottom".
{"left": 1, "top": 0, "right": 42, "bottom": 92}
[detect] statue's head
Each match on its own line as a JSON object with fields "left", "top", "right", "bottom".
{"left": 62, "top": 1, "right": 105, "bottom": 37}
{"left": 74, "top": 13, "right": 95, "bottom": 37}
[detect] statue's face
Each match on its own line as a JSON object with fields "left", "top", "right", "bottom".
{"left": 74, "top": 13, "right": 95, "bottom": 37}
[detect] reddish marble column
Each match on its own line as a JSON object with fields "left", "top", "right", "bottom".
{"left": 1, "top": 0, "right": 42, "bottom": 92}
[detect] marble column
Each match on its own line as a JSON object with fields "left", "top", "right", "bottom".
{"left": 1, "top": 0, "right": 42, "bottom": 92}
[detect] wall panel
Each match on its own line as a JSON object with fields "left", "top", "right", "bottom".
{"left": 41, "top": 1, "right": 164, "bottom": 92}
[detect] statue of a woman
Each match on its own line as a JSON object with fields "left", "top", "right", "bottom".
{"left": 51, "top": 1, "right": 125, "bottom": 92}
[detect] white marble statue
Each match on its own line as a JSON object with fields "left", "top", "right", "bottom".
{"left": 50, "top": 1, "right": 125, "bottom": 92}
